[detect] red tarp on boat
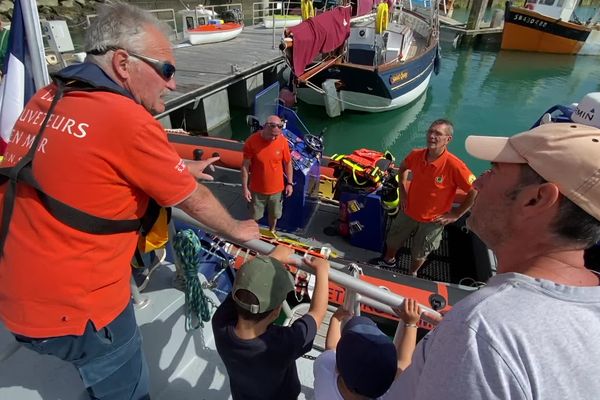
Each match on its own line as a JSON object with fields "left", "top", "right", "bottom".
{"left": 287, "top": 6, "right": 352, "bottom": 76}
{"left": 357, "top": 0, "right": 374, "bottom": 17}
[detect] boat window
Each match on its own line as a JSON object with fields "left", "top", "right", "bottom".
{"left": 556, "top": 0, "right": 564, "bottom": 6}
{"left": 541, "top": 0, "right": 555, "bottom": 5}
{"left": 186, "top": 16, "right": 194, "bottom": 30}
{"left": 199, "top": 17, "right": 206, "bottom": 25}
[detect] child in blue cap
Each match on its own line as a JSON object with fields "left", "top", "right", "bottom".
{"left": 314, "top": 299, "right": 422, "bottom": 399}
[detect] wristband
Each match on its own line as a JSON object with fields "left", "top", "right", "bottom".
{"left": 404, "top": 323, "right": 418, "bottom": 328}
{"left": 286, "top": 182, "right": 295, "bottom": 186}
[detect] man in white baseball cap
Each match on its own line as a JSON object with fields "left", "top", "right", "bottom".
{"left": 382, "top": 94, "right": 600, "bottom": 400}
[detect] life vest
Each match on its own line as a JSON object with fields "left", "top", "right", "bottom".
{"left": 380, "top": 169, "right": 400, "bottom": 215}
{"left": 329, "top": 148, "right": 395, "bottom": 188}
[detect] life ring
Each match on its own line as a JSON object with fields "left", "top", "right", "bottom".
{"left": 301, "top": 0, "right": 314, "bottom": 20}
{"left": 376, "top": 3, "right": 389, "bottom": 34}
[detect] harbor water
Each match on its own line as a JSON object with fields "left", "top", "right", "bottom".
{"left": 231, "top": 47, "right": 600, "bottom": 176}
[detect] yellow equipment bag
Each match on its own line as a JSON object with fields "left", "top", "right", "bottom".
{"left": 137, "top": 207, "right": 171, "bottom": 253}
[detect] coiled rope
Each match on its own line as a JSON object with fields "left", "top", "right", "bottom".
{"left": 173, "top": 229, "right": 215, "bottom": 330}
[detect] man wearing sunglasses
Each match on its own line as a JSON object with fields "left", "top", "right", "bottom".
{"left": 242, "top": 115, "right": 294, "bottom": 234}
{"left": 0, "top": 3, "right": 258, "bottom": 399}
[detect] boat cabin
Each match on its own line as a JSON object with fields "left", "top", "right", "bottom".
{"left": 524, "top": 0, "right": 578, "bottom": 21}
{"left": 348, "top": 23, "right": 414, "bottom": 65}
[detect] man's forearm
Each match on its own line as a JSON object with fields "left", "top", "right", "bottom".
{"left": 454, "top": 189, "right": 477, "bottom": 217}
{"left": 286, "top": 160, "right": 293, "bottom": 184}
{"left": 176, "top": 184, "right": 240, "bottom": 238}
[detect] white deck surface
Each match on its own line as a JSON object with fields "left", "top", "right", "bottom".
{"left": 0, "top": 263, "right": 321, "bottom": 399}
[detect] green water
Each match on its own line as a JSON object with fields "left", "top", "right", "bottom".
{"left": 232, "top": 48, "right": 600, "bottom": 176}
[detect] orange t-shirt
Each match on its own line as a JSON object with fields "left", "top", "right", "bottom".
{"left": 0, "top": 85, "right": 197, "bottom": 337}
{"left": 243, "top": 132, "right": 291, "bottom": 195}
{"left": 404, "top": 148, "right": 475, "bottom": 222}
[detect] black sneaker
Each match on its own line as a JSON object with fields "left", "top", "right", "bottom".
{"left": 370, "top": 257, "right": 397, "bottom": 268}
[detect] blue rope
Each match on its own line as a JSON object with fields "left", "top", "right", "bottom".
{"left": 173, "top": 229, "right": 214, "bottom": 330}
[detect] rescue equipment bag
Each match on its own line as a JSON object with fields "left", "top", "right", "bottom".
{"left": 328, "top": 148, "right": 395, "bottom": 198}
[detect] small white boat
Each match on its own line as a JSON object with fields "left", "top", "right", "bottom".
{"left": 188, "top": 23, "right": 243, "bottom": 45}
{"left": 263, "top": 14, "right": 303, "bottom": 28}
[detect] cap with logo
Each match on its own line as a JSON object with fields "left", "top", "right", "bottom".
{"left": 232, "top": 255, "right": 295, "bottom": 314}
{"left": 466, "top": 93, "right": 600, "bottom": 222}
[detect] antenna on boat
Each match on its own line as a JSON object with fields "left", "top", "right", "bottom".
{"left": 179, "top": 0, "right": 191, "bottom": 11}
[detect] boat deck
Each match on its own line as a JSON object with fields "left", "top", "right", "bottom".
{"left": 162, "top": 25, "right": 285, "bottom": 115}
{"left": 204, "top": 165, "right": 491, "bottom": 287}
{"left": 0, "top": 263, "right": 320, "bottom": 399}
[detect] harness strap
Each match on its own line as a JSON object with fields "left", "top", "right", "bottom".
{"left": 0, "top": 81, "right": 162, "bottom": 258}
{"left": 0, "top": 83, "right": 66, "bottom": 257}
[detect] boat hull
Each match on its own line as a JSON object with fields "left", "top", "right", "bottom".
{"left": 297, "top": 43, "right": 437, "bottom": 116}
{"left": 501, "top": 5, "right": 591, "bottom": 54}
{"left": 188, "top": 24, "right": 243, "bottom": 45}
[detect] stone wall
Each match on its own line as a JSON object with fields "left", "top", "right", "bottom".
{"left": 0, "top": 0, "right": 104, "bottom": 26}
{"left": 0, "top": 0, "right": 260, "bottom": 26}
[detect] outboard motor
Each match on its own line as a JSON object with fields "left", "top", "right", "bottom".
{"left": 221, "top": 8, "right": 243, "bottom": 24}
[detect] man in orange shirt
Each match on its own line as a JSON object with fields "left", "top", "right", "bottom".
{"left": 242, "top": 115, "right": 294, "bottom": 233}
{"left": 0, "top": 3, "right": 258, "bottom": 399}
{"left": 373, "top": 119, "right": 477, "bottom": 276}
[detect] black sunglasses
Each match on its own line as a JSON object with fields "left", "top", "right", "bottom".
{"left": 128, "top": 51, "right": 176, "bottom": 81}
{"left": 88, "top": 47, "right": 176, "bottom": 81}
{"left": 265, "top": 122, "right": 284, "bottom": 129}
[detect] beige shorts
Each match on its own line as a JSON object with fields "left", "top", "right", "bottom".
{"left": 250, "top": 192, "right": 283, "bottom": 221}
{"left": 386, "top": 210, "right": 444, "bottom": 259}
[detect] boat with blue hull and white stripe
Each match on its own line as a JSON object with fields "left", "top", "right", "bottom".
{"left": 281, "top": 0, "right": 440, "bottom": 117}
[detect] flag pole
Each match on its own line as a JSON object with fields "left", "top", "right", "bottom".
{"left": 20, "top": 0, "right": 50, "bottom": 89}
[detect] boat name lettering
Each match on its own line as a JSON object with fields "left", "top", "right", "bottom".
{"left": 512, "top": 14, "right": 547, "bottom": 28}
{"left": 389, "top": 71, "right": 409, "bottom": 84}
{"left": 17, "top": 107, "right": 89, "bottom": 138}
{"left": 329, "top": 286, "right": 343, "bottom": 302}
{"left": 574, "top": 107, "right": 594, "bottom": 122}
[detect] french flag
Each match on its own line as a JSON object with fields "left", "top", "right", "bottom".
{"left": 0, "top": 0, "right": 39, "bottom": 156}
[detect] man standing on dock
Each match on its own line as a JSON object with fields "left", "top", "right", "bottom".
{"left": 242, "top": 115, "right": 294, "bottom": 234}
{"left": 0, "top": 3, "right": 258, "bottom": 399}
{"left": 383, "top": 121, "right": 600, "bottom": 399}
{"left": 373, "top": 119, "right": 477, "bottom": 276}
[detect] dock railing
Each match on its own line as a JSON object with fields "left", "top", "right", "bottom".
{"left": 130, "top": 208, "right": 445, "bottom": 326}
{"left": 251, "top": 1, "right": 302, "bottom": 26}
{"left": 87, "top": 4, "right": 244, "bottom": 41}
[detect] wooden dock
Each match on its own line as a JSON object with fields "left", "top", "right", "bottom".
{"left": 158, "top": 25, "right": 286, "bottom": 130}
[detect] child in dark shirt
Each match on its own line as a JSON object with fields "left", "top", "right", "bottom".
{"left": 212, "top": 245, "right": 330, "bottom": 400}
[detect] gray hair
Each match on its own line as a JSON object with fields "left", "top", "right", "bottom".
{"left": 512, "top": 165, "right": 600, "bottom": 248}
{"left": 84, "top": 2, "right": 168, "bottom": 65}
{"left": 430, "top": 119, "right": 454, "bottom": 137}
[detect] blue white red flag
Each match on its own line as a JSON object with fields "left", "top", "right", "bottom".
{"left": 0, "top": 0, "right": 37, "bottom": 156}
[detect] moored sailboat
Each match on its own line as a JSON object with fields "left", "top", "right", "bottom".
{"left": 280, "top": 0, "right": 440, "bottom": 117}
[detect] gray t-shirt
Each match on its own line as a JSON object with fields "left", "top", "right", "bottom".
{"left": 382, "top": 272, "right": 600, "bottom": 400}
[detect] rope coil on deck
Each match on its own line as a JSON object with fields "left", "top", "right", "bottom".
{"left": 173, "top": 229, "right": 215, "bottom": 330}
